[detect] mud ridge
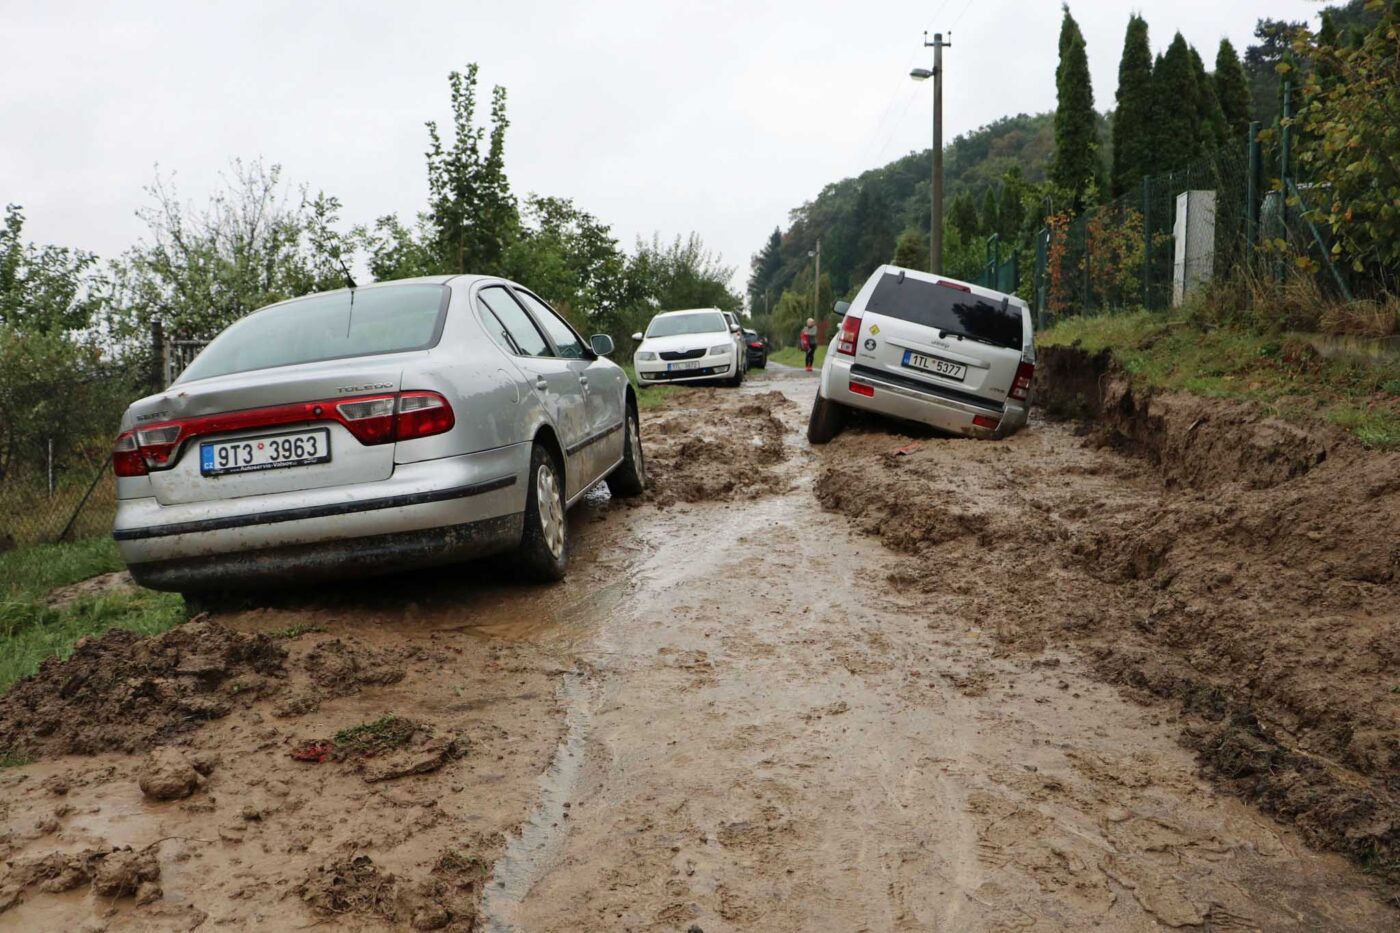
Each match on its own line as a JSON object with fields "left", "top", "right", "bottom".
{"left": 814, "top": 353, "right": 1400, "bottom": 897}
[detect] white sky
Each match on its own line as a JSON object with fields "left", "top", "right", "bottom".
{"left": 3, "top": 0, "right": 1324, "bottom": 291}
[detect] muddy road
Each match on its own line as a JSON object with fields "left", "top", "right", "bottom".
{"left": 1, "top": 367, "right": 1395, "bottom": 931}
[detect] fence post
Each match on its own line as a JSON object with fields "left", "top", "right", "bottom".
{"left": 1246, "top": 120, "right": 1262, "bottom": 278}
{"left": 1277, "top": 79, "right": 1292, "bottom": 284}
{"left": 1082, "top": 221, "right": 1092, "bottom": 314}
{"left": 150, "top": 320, "right": 165, "bottom": 393}
{"left": 1035, "top": 227, "right": 1049, "bottom": 330}
{"left": 1141, "top": 177, "right": 1152, "bottom": 310}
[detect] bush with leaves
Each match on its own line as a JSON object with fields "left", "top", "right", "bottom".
{"left": 1292, "top": 0, "right": 1400, "bottom": 280}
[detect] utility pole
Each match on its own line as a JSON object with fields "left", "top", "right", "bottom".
{"left": 809, "top": 239, "right": 822, "bottom": 322}
{"left": 927, "top": 32, "right": 949, "bottom": 274}
{"left": 911, "top": 32, "right": 951, "bottom": 274}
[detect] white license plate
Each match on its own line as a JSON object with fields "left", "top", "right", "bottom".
{"left": 903, "top": 351, "right": 967, "bottom": 382}
{"left": 667, "top": 360, "right": 703, "bottom": 371}
{"left": 200, "top": 429, "right": 331, "bottom": 476}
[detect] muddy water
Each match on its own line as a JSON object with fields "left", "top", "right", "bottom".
{"left": 2, "top": 371, "right": 1393, "bottom": 931}
{"left": 474, "top": 372, "right": 1391, "bottom": 932}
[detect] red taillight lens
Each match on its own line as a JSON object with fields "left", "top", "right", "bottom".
{"left": 395, "top": 391, "right": 455, "bottom": 440}
{"left": 972, "top": 414, "right": 1000, "bottom": 429}
{"left": 118, "top": 391, "right": 456, "bottom": 471}
{"left": 849, "top": 381, "right": 874, "bottom": 397}
{"left": 1009, "top": 361, "right": 1035, "bottom": 402}
{"left": 836, "top": 315, "right": 861, "bottom": 356}
{"left": 335, "top": 395, "right": 397, "bottom": 445}
{"left": 112, "top": 432, "right": 148, "bottom": 477}
{"left": 749, "top": 341, "right": 763, "bottom": 348}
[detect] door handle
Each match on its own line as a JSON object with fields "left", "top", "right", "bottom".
{"left": 534, "top": 376, "right": 549, "bottom": 392}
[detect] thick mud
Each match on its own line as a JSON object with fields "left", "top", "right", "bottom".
{"left": 0, "top": 370, "right": 1395, "bottom": 930}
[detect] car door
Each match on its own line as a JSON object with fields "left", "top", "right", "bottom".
{"left": 512, "top": 288, "right": 624, "bottom": 484}
{"left": 477, "top": 286, "right": 591, "bottom": 499}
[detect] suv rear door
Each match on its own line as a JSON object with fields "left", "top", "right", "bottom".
{"left": 854, "top": 271, "right": 1024, "bottom": 409}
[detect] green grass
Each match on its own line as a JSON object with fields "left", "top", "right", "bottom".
{"left": 0, "top": 536, "right": 185, "bottom": 694}
{"left": 622, "top": 364, "right": 681, "bottom": 411}
{"left": 1040, "top": 312, "right": 1400, "bottom": 450}
{"left": 769, "top": 345, "right": 827, "bottom": 369}
{"left": 333, "top": 715, "right": 418, "bottom": 756}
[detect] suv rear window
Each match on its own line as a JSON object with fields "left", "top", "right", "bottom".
{"left": 865, "top": 274, "right": 1022, "bottom": 350}
{"left": 178, "top": 284, "right": 449, "bottom": 383}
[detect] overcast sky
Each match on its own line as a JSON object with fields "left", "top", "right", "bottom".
{"left": 4, "top": 0, "right": 1324, "bottom": 294}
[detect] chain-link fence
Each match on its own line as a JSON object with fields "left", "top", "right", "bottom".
{"left": 0, "top": 326, "right": 200, "bottom": 550}
{"left": 1033, "top": 84, "right": 1362, "bottom": 328}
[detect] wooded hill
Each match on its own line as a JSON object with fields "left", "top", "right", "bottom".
{"left": 748, "top": 111, "right": 1109, "bottom": 310}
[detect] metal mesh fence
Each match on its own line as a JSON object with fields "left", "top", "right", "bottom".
{"left": 0, "top": 330, "right": 177, "bottom": 549}
{"left": 1034, "top": 98, "right": 1360, "bottom": 327}
{"left": 1041, "top": 140, "right": 1256, "bottom": 321}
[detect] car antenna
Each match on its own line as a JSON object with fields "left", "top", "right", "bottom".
{"left": 897, "top": 269, "right": 906, "bottom": 284}
{"left": 338, "top": 258, "right": 357, "bottom": 292}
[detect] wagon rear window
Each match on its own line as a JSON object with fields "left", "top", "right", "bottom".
{"left": 865, "top": 274, "right": 1022, "bottom": 350}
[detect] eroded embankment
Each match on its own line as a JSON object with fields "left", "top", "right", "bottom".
{"left": 815, "top": 346, "right": 1399, "bottom": 897}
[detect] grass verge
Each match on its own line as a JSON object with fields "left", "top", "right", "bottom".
{"left": 769, "top": 346, "right": 827, "bottom": 369}
{"left": 0, "top": 536, "right": 184, "bottom": 693}
{"left": 1040, "top": 311, "right": 1400, "bottom": 449}
{"left": 623, "top": 364, "right": 681, "bottom": 411}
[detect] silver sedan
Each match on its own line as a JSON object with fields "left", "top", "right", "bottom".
{"left": 112, "top": 275, "right": 646, "bottom": 591}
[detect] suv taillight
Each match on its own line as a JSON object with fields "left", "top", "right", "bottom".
{"left": 1009, "top": 361, "right": 1035, "bottom": 401}
{"left": 836, "top": 314, "right": 861, "bottom": 356}
{"left": 111, "top": 390, "right": 456, "bottom": 475}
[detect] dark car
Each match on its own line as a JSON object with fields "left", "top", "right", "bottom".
{"left": 743, "top": 329, "right": 768, "bottom": 369}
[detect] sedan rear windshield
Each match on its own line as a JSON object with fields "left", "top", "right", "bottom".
{"left": 647, "top": 312, "right": 727, "bottom": 338}
{"left": 177, "top": 284, "right": 449, "bottom": 383}
{"left": 865, "top": 274, "right": 1022, "bottom": 350}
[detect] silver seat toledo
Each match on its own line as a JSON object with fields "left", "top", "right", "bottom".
{"left": 112, "top": 276, "right": 645, "bottom": 591}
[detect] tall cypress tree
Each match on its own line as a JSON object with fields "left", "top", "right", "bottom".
{"left": 1111, "top": 14, "right": 1154, "bottom": 196}
{"left": 1051, "top": 5, "right": 1100, "bottom": 208}
{"left": 1189, "top": 46, "right": 1229, "bottom": 154}
{"left": 1214, "top": 38, "right": 1252, "bottom": 144}
{"left": 979, "top": 187, "right": 1000, "bottom": 240}
{"left": 1151, "top": 35, "right": 1201, "bottom": 173}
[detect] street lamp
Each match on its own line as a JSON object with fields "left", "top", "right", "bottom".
{"left": 911, "top": 32, "right": 950, "bottom": 274}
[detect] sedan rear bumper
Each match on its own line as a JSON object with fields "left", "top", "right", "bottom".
{"left": 128, "top": 514, "right": 524, "bottom": 592}
{"left": 116, "top": 444, "right": 531, "bottom": 589}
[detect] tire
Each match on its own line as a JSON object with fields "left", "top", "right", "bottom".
{"left": 727, "top": 362, "right": 745, "bottom": 387}
{"left": 516, "top": 443, "right": 568, "bottom": 582}
{"left": 605, "top": 404, "right": 646, "bottom": 498}
{"left": 807, "top": 389, "right": 846, "bottom": 444}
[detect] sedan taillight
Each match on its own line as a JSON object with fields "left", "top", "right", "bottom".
{"left": 111, "top": 390, "right": 456, "bottom": 475}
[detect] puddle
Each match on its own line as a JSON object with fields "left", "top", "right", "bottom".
{"left": 480, "top": 673, "right": 593, "bottom": 932}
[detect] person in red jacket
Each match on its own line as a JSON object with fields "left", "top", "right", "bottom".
{"left": 800, "top": 318, "right": 818, "bottom": 371}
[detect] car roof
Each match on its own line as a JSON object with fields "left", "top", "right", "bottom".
{"left": 653, "top": 308, "right": 723, "bottom": 318}
{"left": 873, "top": 264, "right": 1030, "bottom": 310}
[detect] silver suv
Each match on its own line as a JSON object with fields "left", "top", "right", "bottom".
{"left": 808, "top": 265, "right": 1035, "bottom": 443}
{"left": 112, "top": 276, "right": 645, "bottom": 591}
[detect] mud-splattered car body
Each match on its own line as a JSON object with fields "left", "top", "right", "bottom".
{"left": 809, "top": 265, "right": 1035, "bottom": 443}
{"left": 112, "top": 276, "right": 641, "bottom": 591}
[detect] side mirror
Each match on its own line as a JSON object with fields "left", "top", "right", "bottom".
{"left": 833, "top": 300, "right": 851, "bottom": 316}
{"left": 630, "top": 332, "right": 643, "bottom": 342}
{"left": 590, "top": 334, "right": 615, "bottom": 356}
{"left": 730, "top": 324, "right": 741, "bottom": 334}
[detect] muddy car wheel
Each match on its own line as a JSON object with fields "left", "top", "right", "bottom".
{"left": 807, "top": 390, "right": 846, "bottom": 444}
{"left": 517, "top": 443, "right": 568, "bottom": 582}
{"left": 606, "top": 405, "right": 646, "bottom": 498}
